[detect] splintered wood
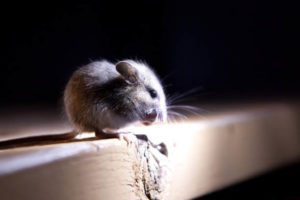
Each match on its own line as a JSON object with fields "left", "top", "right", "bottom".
{"left": 0, "top": 139, "right": 170, "bottom": 200}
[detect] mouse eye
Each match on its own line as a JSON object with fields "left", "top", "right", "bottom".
{"left": 147, "top": 88, "right": 158, "bottom": 99}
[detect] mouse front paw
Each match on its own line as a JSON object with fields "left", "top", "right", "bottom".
{"left": 102, "top": 128, "right": 137, "bottom": 146}
{"left": 117, "top": 133, "right": 138, "bottom": 147}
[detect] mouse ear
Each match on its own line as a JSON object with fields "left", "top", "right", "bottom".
{"left": 116, "top": 61, "right": 139, "bottom": 84}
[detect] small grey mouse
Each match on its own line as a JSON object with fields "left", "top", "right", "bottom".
{"left": 64, "top": 59, "right": 167, "bottom": 136}
{"left": 0, "top": 59, "right": 168, "bottom": 149}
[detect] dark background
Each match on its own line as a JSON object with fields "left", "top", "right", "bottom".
{"left": 1, "top": 1, "right": 300, "bottom": 199}
{"left": 1, "top": 0, "right": 299, "bottom": 104}
{"left": 196, "top": 162, "right": 300, "bottom": 200}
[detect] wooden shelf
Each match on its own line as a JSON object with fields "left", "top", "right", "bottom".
{"left": 1, "top": 102, "right": 300, "bottom": 199}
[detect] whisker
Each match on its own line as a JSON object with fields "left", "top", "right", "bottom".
{"left": 168, "top": 105, "right": 210, "bottom": 114}
{"left": 167, "top": 87, "right": 203, "bottom": 105}
{"left": 158, "top": 111, "right": 162, "bottom": 122}
{"left": 167, "top": 111, "right": 188, "bottom": 120}
{"left": 167, "top": 115, "right": 178, "bottom": 124}
{"left": 160, "top": 72, "right": 175, "bottom": 84}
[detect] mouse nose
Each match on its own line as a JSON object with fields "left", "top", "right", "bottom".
{"left": 144, "top": 109, "right": 158, "bottom": 124}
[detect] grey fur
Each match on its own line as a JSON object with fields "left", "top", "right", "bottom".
{"left": 64, "top": 60, "right": 167, "bottom": 134}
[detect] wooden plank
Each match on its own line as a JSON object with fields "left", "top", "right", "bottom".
{"left": 1, "top": 102, "right": 300, "bottom": 199}
{"left": 0, "top": 139, "right": 169, "bottom": 200}
{"left": 165, "top": 103, "right": 300, "bottom": 199}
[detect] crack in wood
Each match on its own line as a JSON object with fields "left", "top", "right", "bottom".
{"left": 135, "top": 139, "right": 170, "bottom": 200}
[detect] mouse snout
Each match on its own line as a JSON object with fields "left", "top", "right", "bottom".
{"left": 143, "top": 109, "right": 158, "bottom": 125}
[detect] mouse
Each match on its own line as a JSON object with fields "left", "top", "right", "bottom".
{"left": 0, "top": 59, "right": 168, "bottom": 149}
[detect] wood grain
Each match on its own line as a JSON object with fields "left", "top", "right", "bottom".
{"left": 0, "top": 139, "right": 169, "bottom": 200}
{"left": 1, "top": 102, "right": 300, "bottom": 199}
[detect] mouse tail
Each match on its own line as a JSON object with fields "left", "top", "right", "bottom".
{"left": 0, "top": 131, "right": 77, "bottom": 150}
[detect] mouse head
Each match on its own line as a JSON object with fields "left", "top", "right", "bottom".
{"left": 114, "top": 60, "right": 167, "bottom": 126}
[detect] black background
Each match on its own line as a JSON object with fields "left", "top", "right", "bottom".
{"left": 1, "top": 1, "right": 300, "bottom": 198}
{"left": 197, "top": 162, "right": 300, "bottom": 200}
{"left": 1, "top": 0, "right": 299, "bottom": 104}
